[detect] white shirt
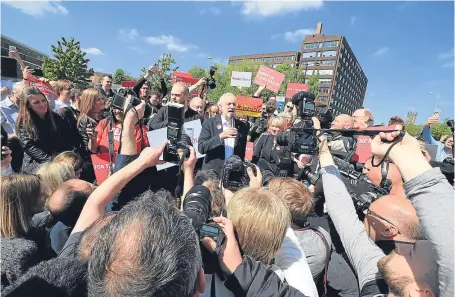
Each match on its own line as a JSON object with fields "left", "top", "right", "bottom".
{"left": 221, "top": 116, "right": 235, "bottom": 161}
{"left": 54, "top": 100, "right": 71, "bottom": 111}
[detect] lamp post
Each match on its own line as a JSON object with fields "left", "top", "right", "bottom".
{"left": 428, "top": 91, "right": 440, "bottom": 111}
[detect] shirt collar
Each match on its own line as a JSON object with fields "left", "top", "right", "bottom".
{"left": 4, "top": 96, "right": 16, "bottom": 108}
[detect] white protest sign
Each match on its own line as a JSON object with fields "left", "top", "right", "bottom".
{"left": 146, "top": 120, "right": 205, "bottom": 171}
{"left": 231, "top": 71, "right": 252, "bottom": 88}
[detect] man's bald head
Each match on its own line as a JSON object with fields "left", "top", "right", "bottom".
{"left": 170, "top": 82, "right": 189, "bottom": 105}
{"left": 48, "top": 179, "right": 95, "bottom": 226}
{"left": 331, "top": 114, "right": 354, "bottom": 129}
{"left": 190, "top": 97, "right": 204, "bottom": 115}
{"left": 364, "top": 194, "right": 422, "bottom": 242}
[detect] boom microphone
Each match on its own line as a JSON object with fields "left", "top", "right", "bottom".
{"left": 291, "top": 91, "right": 316, "bottom": 105}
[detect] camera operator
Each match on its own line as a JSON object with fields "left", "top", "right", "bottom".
{"left": 352, "top": 108, "right": 374, "bottom": 129}
{"left": 327, "top": 114, "right": 354, "bottom": 157}
{"left": 421, "top": 114, "right": 453, "bottom": 162}
{"left": 147, "top": 82, "right": 201, "bottom": 131}
{"left": 198, "top": 93, "right": 248, "bottom": 175}
{"left": 320, "top": 126, "right": 453, "bottom": 296}
{"left": 252, "top": 116, "right": 294, "bottom": 177}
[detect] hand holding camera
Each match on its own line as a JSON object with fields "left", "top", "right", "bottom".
{"left": 86, "top": 124, "right": 98, "bottom": 140}
{"left": 182, "top": 146, "right": 197, "bottom": 172}
{"left": 220, "top": 128, "right": 238, "bottom": 140}
{"left": 247, "top": 166, "right": 262, "bottom": 189}
{"left": 137, "top": 140, "right": 168, "bottom": 168}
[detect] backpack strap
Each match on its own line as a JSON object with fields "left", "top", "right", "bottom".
{"left": 296, "top": 226, "right": 331, "bottom": 296}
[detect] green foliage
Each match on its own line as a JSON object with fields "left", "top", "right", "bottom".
{"left": 42, "top": 37, "right": 92, "bottom": 87}
{"left": 274, "top": 63, "right": 305, "bottom": 95}
{"left": 307, "top": 73, "right": 320, "bottom": 100}
{"left": 430, "top": 118, "right": 452, "bottom": 140}
{"left": 188, "top": 66, "right": 206, "bottom": 79}
{"left": 405, "top": 123, "right": 423, "bottom": 137}
{"left": 140, "top": 53, "right": 177, "bottom": 93}
{"left": 112, "top": 69, "right": 134, "bottom": 84}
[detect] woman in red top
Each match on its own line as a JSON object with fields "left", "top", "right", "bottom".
{"left": 88, "top": 108, "right": 149, "bottom": 154}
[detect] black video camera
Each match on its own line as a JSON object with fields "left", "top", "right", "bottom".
{"left": 183, "top": 185, "right": 224, "bottom": 243}
{"left": 163, "top": 103, "right": 192, "bottom": 163}
{"left": 204, "top": 66, "right": 217, "bottom": 89}
{"left": 447, "top": 119, "right": 454, "bottom": 133}
{"left": 276, "top": 127, "right": 319, "bottom": 155}
{"left": 111, "top": 88, "right": 153, "bottom": 119}
{"left": 222, "top": 155, "right": 257, "bottom": 191}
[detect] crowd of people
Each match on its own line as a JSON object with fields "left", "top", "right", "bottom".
{"left": 1, "top": 47, "right": 454, "bottom": 297}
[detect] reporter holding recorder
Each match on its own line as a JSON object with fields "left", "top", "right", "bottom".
{"left": 198, "top": 93, "right": 249, "bottom": 175}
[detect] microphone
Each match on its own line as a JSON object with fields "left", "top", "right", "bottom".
{"left": 291, "top": 91, "right": 316, "bottom": 105}
{"left": 230, "top": 113, "right": 239, "bottom": 147}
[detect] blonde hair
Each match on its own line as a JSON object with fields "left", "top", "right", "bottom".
{"left": 37, "top": 162, "right": 76, "bottom": 202}
{"left": 228, "top": 187, "right": 290, "bottom": 264}
{"left": 268, "top": 178, "right": 313, "bottom": 227}
{"left": 269, "top": 116, "right": 287, "bottom": 131}
{"left": 78, "top": 88, "right": 101, "bottom": 121}
{"left": 55, "top": 80, "right": 73, "bottom": 96}
{"left": 53, "top": 151, "right": 83, "bottom": 173}
{"left": 1, "top": 174, "right": 42, "bottom": 238}
{"left": 364, "top": 109, "right": 374, "bottom": 126}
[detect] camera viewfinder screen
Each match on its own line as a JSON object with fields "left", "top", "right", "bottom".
{"left": 298, "top": 133, "right": 314, "bottom": 145}
{"left": 201, "top": 224, "right": 219, "bottom": 234}
{"left": 304, "top": 102, "right": 315, "bottom": 111}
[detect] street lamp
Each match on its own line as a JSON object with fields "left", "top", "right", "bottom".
{"left": 207, "top": 56, "right": 212, "bottom": 69}
{"left": 428, "top": 91, "right": 440, "bottom": 111}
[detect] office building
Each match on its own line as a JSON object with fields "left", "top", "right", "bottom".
{"left": 1, "top": 34, "right": 49, "bottom": 81}
{"left": 228, "top": 51, "right": 300, "bottom": 69}
{"left": 300, "top": 22, "right": 368, "bottom": 115}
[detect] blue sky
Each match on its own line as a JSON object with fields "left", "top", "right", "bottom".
{"left": 1, "top": 0, "right": 454, "bottom": 124}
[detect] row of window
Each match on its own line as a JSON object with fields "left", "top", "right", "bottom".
{"left": 303, "top": 40, "right": 340, "bottom": 49}
{"left": 229, "top": 55, "right": 296, "bottom": 64}
{"left": 304, "top": 69, "right": 334, "bottom": 76}
{"left": 336, "top": 69, "right": 365, "bottom": 98}
{"left": 302, "top": 60, "right": 336, "bottom": 67}
{"left": 302, "top": 50, "right": 338, "bottom": 58}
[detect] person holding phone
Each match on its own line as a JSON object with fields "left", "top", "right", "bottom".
{"left": 421, "top": 113, "right": 453, "bottom": 162}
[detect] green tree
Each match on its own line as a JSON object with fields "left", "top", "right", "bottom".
{"left": 112, "top": 68, "right": 134, "bottom": 84}
{"left": 188, "top": 66, "right": 206, "bottom": 79}
{"left": 140, "top": 53, "right": 176, "bottom": 93}
{"left": 42, "top": 37, "right": 92, "bottom": 87}
{"left": 430, "top": 119, "right": 452, "bottom": 140}
{"left": 307, "top": 74, "right": 320, "bottom": 100}
{"left": 405, "top": 123, "right": 423, "bottom": 137}
{"left": 275, "top": 63, "right": 305, "bottom": 95}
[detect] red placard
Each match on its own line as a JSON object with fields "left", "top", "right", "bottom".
{"left": 91, "top": 153, "right": 116, "bottom": 184}
{"left": 121, "top": 81, "right": 136, "bottom": 88}
{"left": 172, "top": 72, "right": 199, "bottom": 96}
{"left": 245, "top": 142, "right": 254, "bottom": 161}
{"left": 351, "top": 126, "right": 397, "bottom": 163}
{"left": 25, "top": 76, "right": 58, "bottom": 99}
{"left": 286, "top": 83, "right": 309, "bottom": 98}
{"left": 253, "top": 65, "right": 285, "bottom": 93}
{"left": 236, "top": 96, "right": 263, "bottom": 118}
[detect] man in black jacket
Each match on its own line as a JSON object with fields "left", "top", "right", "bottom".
{"left": 198, "top": 93, "right": 248, "bottom": 174}
{"left": 147, "top": 82, "right": 201, "bottom": 131}
{"left": 98, "top": 75, "right": 115, "bottom": 99}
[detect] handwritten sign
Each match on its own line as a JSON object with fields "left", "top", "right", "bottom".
{"left": 351, "top": 126, "right": 397, "bottom": 163}
{"left": 245, "top": 142, "right": 254, "bottom": 161}
{"left": 286, "top": 83, "right": 309, "bottom": 99}
{"left": 25, "top": 76, "right": 58, "bottom": 100}
{"left": 172, "top": 72, "right": 199, "bottom": 96}
{"left": 236, "top": 96, "right": 263, "bottom": 118}
{"left": 91, "top": 153, "right": 116, "bottom": 184}
{"left": 231, "top": 71, "right": 252, "bottom": 88}
{"left": 253, "top": 66, "right": 285, "bottom": 93}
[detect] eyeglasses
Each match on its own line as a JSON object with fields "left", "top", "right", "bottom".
{"left": 364, "top": 208, "right": 401, "bottom": 234}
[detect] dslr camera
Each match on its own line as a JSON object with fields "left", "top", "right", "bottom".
{"left": 205, "top": 66, "right": 217, "bottom": 89}
{"left": 163, "top": 103, "right": 192, "bottom": 163}
{"left": 222, "top": 155, "right": 257, "bottom": 191}
{"left": 276, "top": 91, "right": 319, "bottom": 155}
{"left": 111, "top": 88, "right": 153, "bottom": 119}
{"left": 183, "top": 185, "right": 224, "bottom": 243}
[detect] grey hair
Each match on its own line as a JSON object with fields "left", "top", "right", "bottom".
{"left": 12, "top": 81, "right": 25, "bottom": 94}
{"left": 87, "top": 190, "right": 202, "bottom": 297}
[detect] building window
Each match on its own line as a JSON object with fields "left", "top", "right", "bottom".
{"left": 319, "top": 78, "right": 332, "bottom": 84}
{"left": 323, "top": 40, "right": 339, "bottom": 48}
{"left": 322, "top": 50, "right": 337, "bottom": 57}
{"left": 321, "top": 60, "right": 336, "bottom": 66}
{"left": 320, "top": 87, "right": 330, "bottom": 93}
{"left": 304, "top": 43, "right": 319, "bottom": 49}
{"left": 302, "top": 52, "right": 318, "bottom": 58}
{"left": 318, "top": 69, "right": 333, "bottom": 75}
{"left": 303, "top": 61, "right": 316, "bottom": 66}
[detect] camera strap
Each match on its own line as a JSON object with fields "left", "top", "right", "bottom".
{"left": 107, "top": 113, "right": 115, "bottom": 175}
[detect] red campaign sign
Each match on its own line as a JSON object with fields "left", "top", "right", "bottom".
{"left": 236, "top": 96, "right": 263, "bottom": 118}
{"left": 25, "top": 76, "right": 58, "bottom": 99}
{"left": 121, "top": 81, "right": 136, "bottom": 88}
{"left": 91, "top": 153, "right": 116, "bottom": 184}
{"left": 245, "top": 142, "right": 254, "bottom": 161}
{"left": 351, "top": 126, "right": 397, "bottom": 163}
{"left": 286, "top": 83, "right": 309, "bottom": 99}
{"left": 172, "top": 72, "right": 199, "bottom": 96}
{"left": 253, "top": 65, "right": 285, "bottom": 93}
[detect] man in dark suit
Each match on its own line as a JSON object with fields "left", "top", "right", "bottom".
{"left": 198, "top": 93, "right": 248, "bottom": 174}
